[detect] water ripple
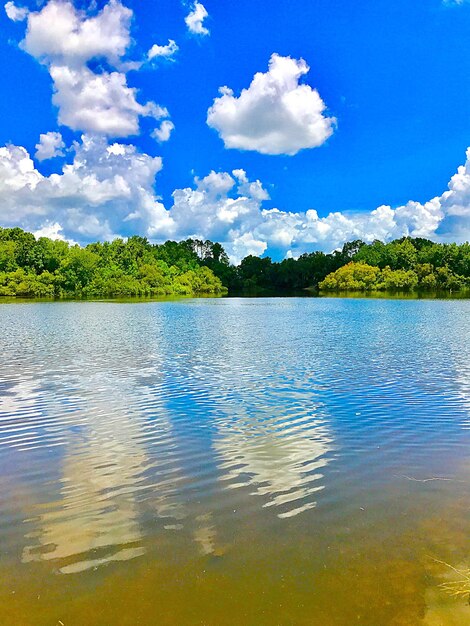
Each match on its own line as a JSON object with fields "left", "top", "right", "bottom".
{"left": 0, "top": 299, "right": 469, "bottom": 577}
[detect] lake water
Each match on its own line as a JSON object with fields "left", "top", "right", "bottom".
{"left": 0, "top": 298, "right": 469, "bottom": 625}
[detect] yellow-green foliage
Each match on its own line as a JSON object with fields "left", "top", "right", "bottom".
{"left": 320, "top": 262, "right": 425, "bottom": 292}
{"left": 319, "top": 262, "right": 382, "bottom": 291}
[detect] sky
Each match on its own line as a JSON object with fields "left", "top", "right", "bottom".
{"left": 1, "top": 0, "right": 470, "bottom": 261}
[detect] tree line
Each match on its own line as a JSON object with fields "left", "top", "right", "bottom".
{"left": 1, "top": 227, "right": 469, "bottom": 297}
{"left": 205, "top": 237, "right": 470, "bottom": 293}
{"left": 0, "top": 228, "right": 226, "bottom": 297}
{"left": 318, "top": 238, "right": 470, "bottom": 292}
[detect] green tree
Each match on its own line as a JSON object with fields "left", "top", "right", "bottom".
{"left": 57, "top": 247, "right": 100, "bottom": 293}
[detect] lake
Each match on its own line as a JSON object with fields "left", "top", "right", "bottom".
{"left": 0, "top": 298, "right": 469, "bottom": 625}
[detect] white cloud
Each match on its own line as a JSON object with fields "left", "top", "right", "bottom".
{"left": 12, "top": 0, "right": 171, "bottom": 138}
{"left": 0, "top": 144, "right": 42, "bottom": 193}
{"left": 35, "top": 131, "right": 65, "bottom": 161}
{"left": 20, "top": 0, "right": 131, "bottom": 66}
{"left": 33, "top": 221, "right": 76, "bottom": 245}
{"left": 436, "top": 149, "right": 470, "bottom": 241}
{"left": 151, "top": 120, "right": 175, "bottom": 143}
{"left": 49, "top": 65, "right": 167, "bottom": 136}
{"left": 163, "top": 152, "right": 470, "bottom": 261}
{"left": 0, "top": 135, "right": 173, "bottom": 242}
{"left": 228, "top": 232, "right": 267, "bottom": 261}
{"left": 207, "top": 54, "right": 336, "bottom": 156}
{"left": 147, "top": 39, "right": 178, "bottom": 60}
{"left": 233, "top": 168, "right": 270, "bottom": 201}
{"left": 185, "top": 2, "right": 209, "bottom": 36}
{"left": 4, "top": 1, "right": 28, "bottom": 21}
{"left": 1, "top": 135, "right": 470, "bottom": 262}
{"left": 168, "top": 170, "right": 268, "bottom": 250}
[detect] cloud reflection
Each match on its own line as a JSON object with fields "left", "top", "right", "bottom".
{"left": 214, "top": 406, "right": 333, "bottom": 518}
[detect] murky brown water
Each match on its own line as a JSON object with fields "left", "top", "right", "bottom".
{"left": 0, "top": 298, "right": 469, "bottom": 625}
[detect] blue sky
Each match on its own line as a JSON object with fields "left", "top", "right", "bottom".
{"left": 0, "top": 0, "right": 470, "bottom": 260}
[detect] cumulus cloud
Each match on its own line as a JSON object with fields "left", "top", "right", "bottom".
{"left": 35, "top": 131, "right": 65, "bottom": 161}
{"left": 20, "top": 0, "right": 131, "bottom": 65}
{"left": 0, "top": 144, "right": 42, "bottom": 193}
{"left": 164, "top": 150, "right": 470, "bottom": 261}
{"left": 185, "top": 2, "right": 209, "bottom": 36}
{"left": 10, "top": 0, "right": 171, "bottom": 138}
{"left": 436, "top": 151, "right": 470, "bottom": 241}
{"left": 33, "top": 221, "right": 76, "bottom": 244}
{"left": 49, "top": 64, "right": 168, "bottom": 136}
{"left": 151, "top": 120, "right": 175, "bottom": 143}
{"left": 207, "top": 54, "right": 336, "bottom": 156}
{"left": 147, "top": 39, "right": 178, "bottom": 60}
{"left": 169, "top": 170, "right": 265, "bottom": 245}
{"left": 1, "top": 137, "right": 470, "bottom": 262}
{"left": 4, "top": 1, "right": 28, "bottom": 21}
{"left": 0, "top": 135, "right": 173, "bottom": 241}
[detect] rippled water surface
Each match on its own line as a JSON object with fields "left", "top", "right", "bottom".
{"left": 1, "top": 298, "right": 470, "bottom": 625}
